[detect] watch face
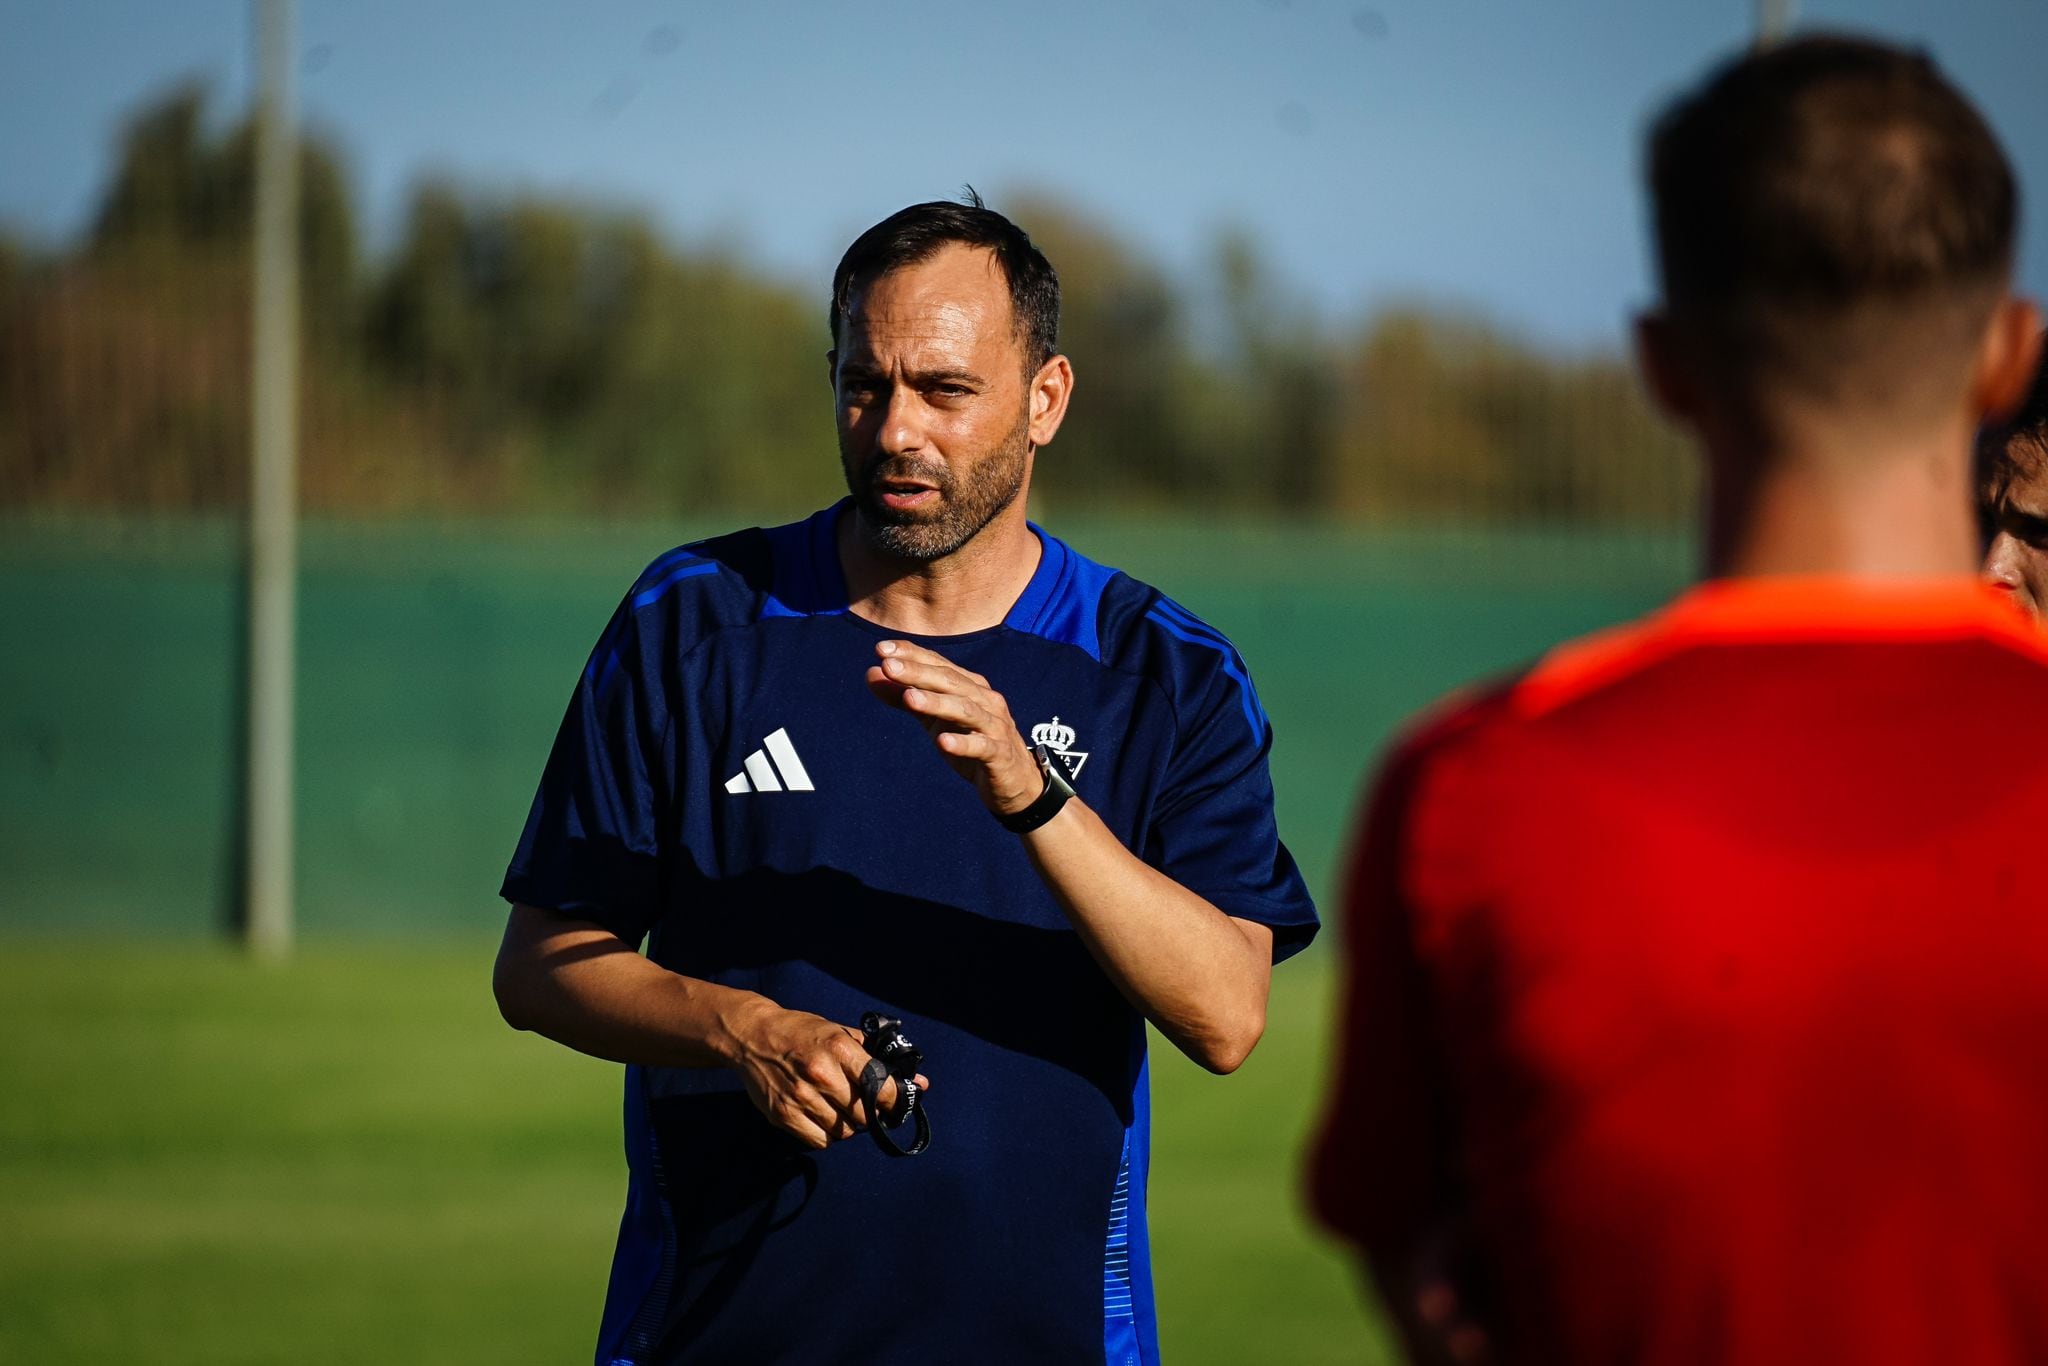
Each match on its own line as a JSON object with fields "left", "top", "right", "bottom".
{"left": 1002, "top": 742, "right": 1074, "bottom": 832}
{"left": 1036, "top": 745, "right": 1074, "bottom": 797}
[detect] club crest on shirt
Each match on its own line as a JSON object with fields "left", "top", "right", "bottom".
{"left": 1030, "top": 716, "right": 1089, "bottom": 780}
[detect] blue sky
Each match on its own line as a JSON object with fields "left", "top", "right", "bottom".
{"left": 4, "top": 0, "right": 2043, "bottom": 349}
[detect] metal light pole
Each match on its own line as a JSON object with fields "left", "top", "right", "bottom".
{"left": 245, "top": 0, "right": 298, "bottom": 958}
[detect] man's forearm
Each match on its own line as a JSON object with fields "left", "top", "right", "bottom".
{"left": 494, "top": 903, "right": 923, "bottom": 1150}
{"left": 492, "top": 902, "right": 764, "bottom": 1068}
{"left": 1019, "top": 799, "right": 1273, "bottom": 1073}
{"left": 859, "top": 638, "right": 1277, "bottom": 1071}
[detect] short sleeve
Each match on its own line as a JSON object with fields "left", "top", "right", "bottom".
{"left": 1142, "top": 637, "right": 1319, "bottom": 962}
{"left": 500, "top": 592, "right": 675, "bottom": 946}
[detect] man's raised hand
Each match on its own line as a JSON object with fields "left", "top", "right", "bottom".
{"left": 866, "top": 639, "right": 1045, "bottom": 818}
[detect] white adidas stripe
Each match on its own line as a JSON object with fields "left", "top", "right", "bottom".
{"left": 762, "top": 728, "right": 813, "bottom": 789}
{"left": 723, "top": 727, "right": 814, "bottom": 794}
{"left": 742, "top": 750, "right": 781, "bottom": 791}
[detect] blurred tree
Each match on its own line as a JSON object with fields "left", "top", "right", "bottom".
{"left": 1003, "top": 194, "right": 1192, "bottom": 510}
{"left": 1207, "top": 228, "right": 1337, "bottom": 510}
{"left": 0, "top": 83, "right": 366, "bottom": 512}
{"left": 1329, "top": 308, "right": 1692, "bottom": 526}
{"left": 89, "top": 83, "right": 219, "bottom": 247}
{"left": 1, "top": 83, "right": 1692, "bottom": 528}
{"left": 368, "top": 188, "right": 833, "bottom": 516}
{"left": 90, "top": 81, "right": 358, "bottom": 338}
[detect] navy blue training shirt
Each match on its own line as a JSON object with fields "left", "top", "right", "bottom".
{"left": 503, "top": 501, "right": 1318, "bottom": 1366}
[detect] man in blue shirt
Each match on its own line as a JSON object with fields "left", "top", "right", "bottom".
{"left": 492, "top": 195, "right": 1318, "bottom": 1365}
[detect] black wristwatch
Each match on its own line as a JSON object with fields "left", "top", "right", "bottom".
{"left": 998, "top": 743, "right": 1077, "bottom": 833}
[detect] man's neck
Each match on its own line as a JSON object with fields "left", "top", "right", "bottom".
{"left": 1704, "top": 416, "right": 1982, "bottom": 580}
{"left": 838, "top": 500, "right": 1043, "bottom": 637}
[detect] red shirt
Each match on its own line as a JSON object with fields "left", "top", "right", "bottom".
{"left": 1310, "top": 579, "right": 2048, "bottom": 1366}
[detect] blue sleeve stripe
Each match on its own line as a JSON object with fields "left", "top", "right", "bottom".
{"left": 634, "top": 544, "right": 702, "bottom": 589}
{"left": 582, "top": 553, "right": 704, "bottom": 683}
{"left": 1146, "top": 597, "right": 1272, "bottom": 736}
{"left": 1146, "top": 595, "right": 1232, "bottom": 650}
{"left": 585, "top": 622, "right": 626, "bottom": 685}
{"left": 583, "top": 559, "right": 720, "bottom": 696}
{"left": 590, "top": 648, "right": 626, "bottom": 701}
{"left": 631, "top": 559, "right": 717, "bottom": 609}
{"left": 1143, "top": 607, "right": 1270, "bottom": 743}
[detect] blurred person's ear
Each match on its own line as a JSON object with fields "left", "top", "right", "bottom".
{"left": 1634, "top": 311, "right": 1700, "bottom": 429}
{"left": 1974, "top": 299, "right": 2043, "bottom": 426}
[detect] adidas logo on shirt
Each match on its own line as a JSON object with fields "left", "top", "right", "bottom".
{"left": 724, "top": 728, "right": 814, "bottom": 794}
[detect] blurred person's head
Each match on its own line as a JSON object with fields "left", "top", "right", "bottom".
{"left": 1979, "top": 337, "right": 2048, "bottom": 616}
{"left": 1636, "top": 35, "right": 2041, "bottom": 527}
{"left": 826, "top": 192, "right": 1072, "bottom": 563}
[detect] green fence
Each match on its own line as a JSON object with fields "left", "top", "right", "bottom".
{"left": 0, "top": 515, "right": 1690, "bottom": 937}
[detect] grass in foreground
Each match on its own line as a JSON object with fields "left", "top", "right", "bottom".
{"left": 0, "top": 940, "right": 1394, "bottom": 1364}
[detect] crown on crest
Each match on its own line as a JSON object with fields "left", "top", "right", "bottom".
{"left": 1031, "top": 716, "right": 1077, "bottom": 751}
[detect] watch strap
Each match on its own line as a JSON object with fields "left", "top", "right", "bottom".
{"left": 998, "top": 743, "right": 1076, "bottom": 833}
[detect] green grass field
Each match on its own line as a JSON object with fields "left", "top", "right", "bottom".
{"left": 0, "top": 942, "right": 1389, "bottom": 1364}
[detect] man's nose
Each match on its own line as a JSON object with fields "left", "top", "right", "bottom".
{"left": 1985, "top": 533, "right": 2026, "bottom": 592}
{"left": 877, "top": 386, "right": 925, "bottom": 455}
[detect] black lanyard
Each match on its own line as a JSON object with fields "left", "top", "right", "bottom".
{"left": 859, "top": 1013, "right": 932, "bottom": 1158}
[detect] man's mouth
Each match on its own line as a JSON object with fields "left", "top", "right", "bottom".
{"left": 874, "top": 476, "right": 941, "bottom": 512}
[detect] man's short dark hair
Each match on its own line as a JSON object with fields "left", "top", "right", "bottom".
{"left": 829, "top": 190, "right": 1060, "bottom": 371}
{"left": 1649, "top": 34, "right": 2016, "bottom": 391}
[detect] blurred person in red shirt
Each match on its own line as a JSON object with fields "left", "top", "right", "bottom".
{"left": 1308, "top": 34, "right": 2046, "bottom": 1366}
{"left": 1979, "top": 338, "right": 2048, "bottom": 618}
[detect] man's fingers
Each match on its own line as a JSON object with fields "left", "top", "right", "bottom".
{"left": 833, "top": 1036, "right": 894, "bottom": 1129}
{"left": 798, "top": 1052, "right": 859, "bottom": 1111}
{"left": 826, "top": 1097, "right": 866, "bottom": 1137}
{"left": 865, "top": 665, "right": 909, "bottom": 707}
{"left": 867, "top": 1070, "right": 935, "bottom": 1116}
{"left": 874, "top": 638, "right": 952, "bottom": 668}
{"left": 776, "top": 1105, "right": 834, "bottom": 1151}
{"left": 795, "top": 1080, "right": 869, "bottom": 1142}
{"left": 877, "top": 640, "right": 992, "bottom": 688}
{"left": 878, "top": 652, "right": 984, "bottom": 699}
{"left": 902, "top": 687, "right": 993, "bottom": 732}
{"left": 741, "top": 1013, "right": 922, "bottom": 1149}
{"left": 936, "top": 730, "right": 1002, "bottom": 760}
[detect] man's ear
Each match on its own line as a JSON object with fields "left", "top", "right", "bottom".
{"left": 1634, "top": 311, "right": 1698, "bottom": 428}
{"left": 1027, "top": 354, "right": 1075, "bottom": 449}
{"left": 825, "top": 349, "right": 838, "bottom": 391}
{"left": 1973, "top": 297, "right": 2043, "bottom": 426}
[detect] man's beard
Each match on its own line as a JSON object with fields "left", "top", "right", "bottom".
{"left": 840, "top": 408, "right": 1032, "bottom": 562}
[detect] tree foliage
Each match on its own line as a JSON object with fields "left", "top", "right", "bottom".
{"left": 0, "top": 83, "right": 1692, "bottom": 525}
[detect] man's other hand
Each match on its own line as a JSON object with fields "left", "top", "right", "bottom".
{"left": 721, "top": 1000, "right": 929, "bottom": 1151}
{"left": 866, "top": 639, "right": 1043, "bottom": 817}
